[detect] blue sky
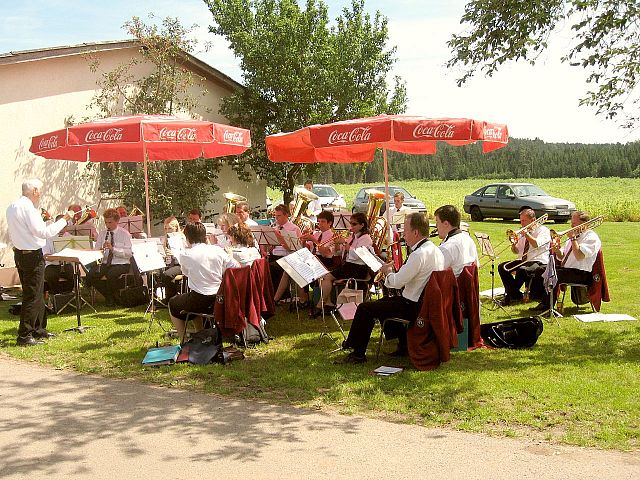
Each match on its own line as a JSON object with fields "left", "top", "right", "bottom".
{"left": 1, "top": 0, "right": 637, "bottom": 144}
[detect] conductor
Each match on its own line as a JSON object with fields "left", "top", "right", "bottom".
{"left": 6, "top": 179, "right": 74, "bottom": 345}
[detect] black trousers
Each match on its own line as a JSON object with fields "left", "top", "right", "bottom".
{"left": 498, "top": 260, "right": 545, "bottom": 301}
{"left": 344, "top": 296, "right": 420, "bottom": 357}
{"left": 269, "top": 254, "right": 285, "bottom": 296}
{"left": 85, "top": 263, "right": 131, "bottom": 303}
{"left": 14, "top": 248, "right": 47, "bottom": 338}
{"left": 160, "top": 265, "right": 183, "bottom": 301}
{"left": 169, "top": 290, "right": 216, "bottom": 321}
{"left": 541, "top": 267, "right": 592, "bottom": 307}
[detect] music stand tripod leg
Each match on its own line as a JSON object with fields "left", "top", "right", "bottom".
{"left": 145, "top": 271, "right": 167, "bottom": 333}
{"left": 317, "top": 282, "right": 341, "bottom": 349}
{"left": 63, "top": 262, "right": 92, "bottom": 333}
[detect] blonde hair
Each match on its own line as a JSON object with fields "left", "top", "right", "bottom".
{"left": 164, "top": 216, "right": 180, "bottom": 231}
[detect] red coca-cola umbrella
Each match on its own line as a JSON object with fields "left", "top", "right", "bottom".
{"left": 266, "top": 114, "right": 508, "bottom": 232}
{"left": 30, "top": 114, "right": 251, "bottom": 234}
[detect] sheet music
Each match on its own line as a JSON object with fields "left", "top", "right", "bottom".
{"left": 132, "top": 242, "right": 166, "bottom": 273}
{"left": 49, "top": 248, "right": 103, "bottom": 266}
{"left": 250, "top": 225, "right": 281, "bottom": 247}
{"left": 132, "top": 237, "right": 165, "bottom": 256}
{"left": 53, "top": 235, "right": 92, "bottom": 251}
{"left": 354, "top": 246, "right": 384, "bottom": 272}
{"left": 279, "top": 230, "right": 302, "bottom": 251}
{"left": 276, "top": 248, "right": 329, "bottom": 288}
{"left": 167, "top": 232, "right": 187, "bottom": 261}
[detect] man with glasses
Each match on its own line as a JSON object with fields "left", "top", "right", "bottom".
{"left": 336, "top": 212, "right": 444, "bottom": 364}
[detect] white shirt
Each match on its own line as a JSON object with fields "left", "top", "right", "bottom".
{"left": 385, "top": 238, "right": 445, "bottom": 302}
{"left": 232, "top": 246, "right": 261, "bottom": 266}
{"left": 516, "top": 224, "right": 551, "bottom": 264}
{"left": 439, "top": 230, "right": 480, "bottom": 277}
{"left": 177, "top": 243, "right": 239, "bottom": 296}
{"left": 95, "top": 226, "right": 133, "bottom": 265}
{"left": 244, "top": 218, "right": 259, "bottom": 227}
{"left": 345, "top": 233, "right": 373, "bottom": 265}
{"left": 6, "top": 196, "right": 67, "bottom": 250}
{"left": 307, "top": 198, "right": 323, "bottom": 223}
{"left": 272, "top": 221, "right": 301, "bottom": 257}
{"left": 561, "top": 229, "right": 601, "bottom": 272}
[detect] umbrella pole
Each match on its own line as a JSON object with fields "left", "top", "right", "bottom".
{"left": 383, "top": 148, "right": 392, "bottom": 244}
{"left": 143, "top": 153, "right": 152, "bottom": 236}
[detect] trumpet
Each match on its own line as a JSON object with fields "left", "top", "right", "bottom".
{"left": 505, "top": 214, "right": 548, "bottom": 245}
{"left": 316, "top": 229, "right": 350, "bottom": 248}
{"left": 550, "top": 215, "right": 604, "bottom": 245}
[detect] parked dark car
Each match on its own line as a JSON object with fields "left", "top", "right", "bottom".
{"left": 463, "top": 183, "right": 576, "bottom": 222}
{"left": 352, "top": 185, "right": 426, "bottom": 214}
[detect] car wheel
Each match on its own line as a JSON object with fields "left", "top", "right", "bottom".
{"left": 470, "top": 206, "right": 483, "bottom": 222}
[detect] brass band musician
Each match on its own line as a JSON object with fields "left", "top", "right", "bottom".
{"left": 434, "top": 205, "right": 479, "bottom": 277}
{"left": 498, "top": 208, "right": 551, "bottom": 306}
{"left": 159, "top": 216, "right": 184, "bottom": 302}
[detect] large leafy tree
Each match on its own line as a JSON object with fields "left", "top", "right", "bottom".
{"left": 204, "top": 0, "right": 407, "bottom": 201}
{"left": 447, "top": 1, "right": 640, "bottom": 128}
{"left": 85, "top": 15, "right": 224, "bottom": 221}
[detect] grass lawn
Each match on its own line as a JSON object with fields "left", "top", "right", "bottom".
{"left": 1, "top": 220, "right": 638, "bottom": 451}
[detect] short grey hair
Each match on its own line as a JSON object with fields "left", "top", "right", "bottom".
{"left": 22, "top": 179, "right": 43, "bottom": 195}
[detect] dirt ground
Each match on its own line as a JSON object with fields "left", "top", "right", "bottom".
{"left": 0, "top": 356, "right": 638, "bottom": 479}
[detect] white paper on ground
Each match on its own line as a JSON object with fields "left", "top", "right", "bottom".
{"left": 574, "top": 313, "right": 636, "bottom": 322}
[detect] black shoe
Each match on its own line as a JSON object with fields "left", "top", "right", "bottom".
{"left": 388, "top": 347, "right": 408, "bottom": 357}
{"left": 16, "top": 336, "right": 44, "bottom": 346}
{"left": 33, "top": 330, "right": 56, "bottom": 339}
{"left": 528, "top": 303, "right": 549, "bottom": 313}
{"left": 333, "top": 352, "right": 367, "bottom": 365}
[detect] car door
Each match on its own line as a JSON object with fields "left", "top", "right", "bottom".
{"left": 495, "top": 185, "right": 517, "bottom": 219}
{"left": 477, "top": 185, "right": 498, "bottom": 217}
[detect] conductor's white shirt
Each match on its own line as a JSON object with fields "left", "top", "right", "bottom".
{"left": 6, "top": 196, "right": 67, "bottom": 250}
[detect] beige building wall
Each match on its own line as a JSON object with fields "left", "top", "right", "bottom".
{"left": 0, "top": 43, "right": 266, "bottom": 267}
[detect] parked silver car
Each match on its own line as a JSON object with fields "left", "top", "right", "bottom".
{"left": 463, "top": 183, "right": 576, "bottom": 222}
{"left": 352, "top": 185, "right": 427, "bottom": 214}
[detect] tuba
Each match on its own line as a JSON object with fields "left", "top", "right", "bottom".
{"left": 77, "top": 206, "right": 97, "bottom": 225}
{"left": 291, "top": 186, "right": 318, "bottom": 233}
{"left": 365, "top": 189, "right": 389, "bottom": 255}
{"left": 223, "top": 192, "right": 247, "bottom": 214}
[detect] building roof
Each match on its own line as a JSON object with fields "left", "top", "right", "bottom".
{"left": 0, "top": 39, "right": 243, "bottom": 92}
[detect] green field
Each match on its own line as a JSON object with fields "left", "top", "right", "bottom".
{"left": 271, "top": 177, "right": 640, "bottom": 221}
{"left": 2, "top": 179, "right": 639, "bottom": 451}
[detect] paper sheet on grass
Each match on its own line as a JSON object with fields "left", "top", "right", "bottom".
{"left": 574, "top": 313, "right": 636, "bottom": 322}
{"left": 371, "top": 366, "right": 403, "bottom": 376}
{"left": 480, "top": 287, "right": 505, "bottom": 297}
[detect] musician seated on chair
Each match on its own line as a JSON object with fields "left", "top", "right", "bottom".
{"left": 159, "top": 216, "right": 185, "bottom": 302}
{"left": 187, "top": 208, "right": 202, "bottom": 224}
{"left": 498, "top": 208, "right": 551, "bottom": 306}
{"left": 168, "top": 222, "right": 239, "bottom": 340}
{"left": 302, "top": 180, "right": 323, "bottom": 224}
{"left": 213, "top": 212, "right": 239, "bottom": 248}
{"left": 228, "top": 222, "right": 261, "bottom": 266}
{"left": 270, "top": 204, "right": 302, "bottom": 302}
{"left": 388, "top": 191, "right": 409, "bottom": 234}
{"left": 434, "top": 205, "right": 479, "bottom": 277}
{"left": 85, "top": 208, "right": 133, "bottom": 307}
{"left": 235, "top": 201, "right": 258, "bottom": 227}
{"left": 43, "top": 214, "right": 74, "bottom": 296}
{"left": 300, "top": 210, "right": 336, "bottom": 269}
{"left": 336, "top": 212, "right": 445, "bottom": 364}
{"left": 533, "top": 210, "right": 601, "bottom": 312}
{"left": 68, "top": 203, "right": 98, "bottom": 241}
{"left": 313, "top": 212, "right": 372, "bottom": 317}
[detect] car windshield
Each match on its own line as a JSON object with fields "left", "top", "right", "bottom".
{"left": 313, "top": 186, "right": 338, "bottom": 197}
{"left": 513, "top": 185, "right": 548, "bottom": 197}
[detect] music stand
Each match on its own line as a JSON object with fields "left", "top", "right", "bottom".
{"left": 46, "top": 248, "right": 102, "bottom": 333}
{"left": 131, "top": 242, "right": 168, "bottom": 332}
{"left": 118, "top": 215, "right": 144, "bottom": 236}
{"left": 332, "top": 209, "right": 352, "bottom": 230}
{"left": 540, "top": 253, "right": 562, "bottom": 322}
{"left": 474, "top": 232, "right": 507, "bottom": 313}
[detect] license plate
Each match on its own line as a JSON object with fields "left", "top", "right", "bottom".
{"left": 558, "top": 210, "right": 570, "bottom": 216}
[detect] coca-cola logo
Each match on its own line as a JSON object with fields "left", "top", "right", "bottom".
{"left": 484, "top": 127, "right": 503, "bottom": 140}
{"left": 85, "top": 128, "right": 123, "bottom": 143}
{"left": 38, "top": 135, "right": 58, "bottom": 150}
{"left": 412, "top": 123, "right": 456, "bottom": 139}
{"left": 223, "top": 130, "right": 244, "bottom": 144}
{"left": 159, "top": 127, "right": 197, "bottom": 142}
{"left": 327, "top": 126, "right": 372, "bottom": 145}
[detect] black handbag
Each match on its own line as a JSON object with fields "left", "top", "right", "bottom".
{"left": 480, "top": 317, "right": 543, "bottom": 349}
{"left": 117, "top": 286, "right": 149, "bottom": 307}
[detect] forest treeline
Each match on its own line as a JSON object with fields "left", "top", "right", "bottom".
{"left": 312, "top": 138, "right": 640, "bottom": 184}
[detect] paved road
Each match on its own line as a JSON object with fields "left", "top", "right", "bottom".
{"left": 0, "top": 356, "right": 638, "bottom": 479}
